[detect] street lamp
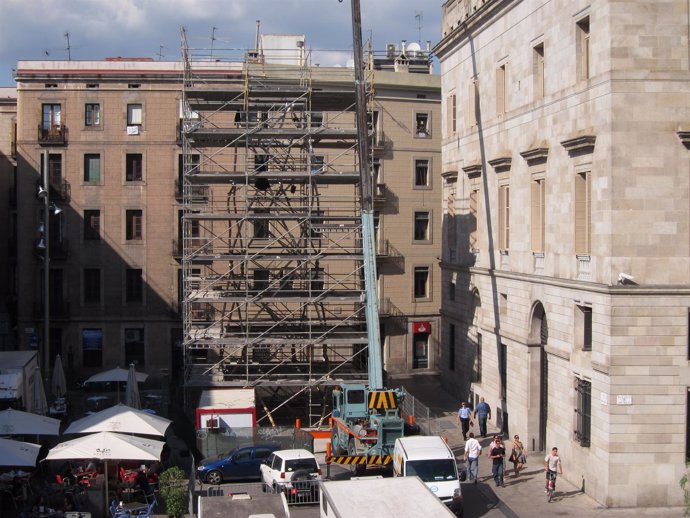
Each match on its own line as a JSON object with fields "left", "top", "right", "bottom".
{"left": 37, "top": 151, "right": 61, "bottom": 377}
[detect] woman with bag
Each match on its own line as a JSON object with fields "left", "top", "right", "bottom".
{"left": 510, "top": 434, "right": 527, "bottom": 477}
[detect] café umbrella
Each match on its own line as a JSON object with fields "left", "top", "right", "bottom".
{"left": 84, "top": 367, "right": 148, "bottom": 403}
{"left": 124, "top": 364, "right": 141, "bottom": 410}
{"left": 0, "top": 408, "right": 60, "bottom": 436}
{"left": 45, "top": 431, "right": 165, "bottom": 512}
{"left": 51, "top": 354, "right": 67, "bottom": 399}
{"left": 64, "top": 403, "right": 171, "bottom": 437}
{"left": 0, "top": 437, "right": 41, "bottom": 467}
{"left": 30, "top": 366, "right": 48, "bottom": 416}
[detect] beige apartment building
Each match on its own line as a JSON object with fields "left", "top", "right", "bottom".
{"left": 9, "top": 39, "right": 440, "bottom": 416}
{"left": 0, "top": 88, "right": 16, "bottom": 352}
{"left": 435, "top": 0, "right": 690, "bottom": 508}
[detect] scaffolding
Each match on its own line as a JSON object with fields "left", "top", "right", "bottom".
{"left": 180, "top": 30, "right": 370, "bottom": 426}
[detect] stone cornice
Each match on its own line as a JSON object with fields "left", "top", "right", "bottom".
{"left": 545, "top": 345, "right": 570, "bottom": 362}
{"left": 488, "top": 156, "right": 512, "bottom": 173}
{"left": 462, "top": 163, "right": 482, "bottom": 178}
{"left": 519, "top": 147, "right": 549, "bottom": 165}
{"left": 442, "top": 170, "right": 458, "bottom": 182}
{"left": 561, "top": 134, "right": 596, "bottom": 155}
{"left": 677, "top": 130, "right": 690, "bottom": 149}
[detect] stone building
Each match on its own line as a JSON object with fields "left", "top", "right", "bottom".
{"left": 9, "top": 41, "right": 441, "bottom": 412}
{"left": 435, "top": 0, "right": 690, "bottom": 507}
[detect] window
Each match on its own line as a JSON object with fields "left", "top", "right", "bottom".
{"left": 414, "top": 211, "right": 430, "bottom": 241}
{"left": 498, "top": 185, "right": 510, "bottom": 250}
{"left": 83, "top": 210, "right": 101, "bottom": 241}
{"left": 499, "top": 342, "right": 507, "bottom": 400}
{"left": 255, "top": 154, "right": 270, "bottom": 173}
{"left": 469, "top": 189, "right": 479, "bottom": 251}
{"left": 448, "top": 324, "right": 455, "bottom": 371}
{"left": 84, "top": 154, "right": 101, "bottom": 183}
{"left": 253, "top": 269, "right": 270, "bottom": 292}
{"left": 368, "top": 110, "right": 381, "bottom": 145}
{"left": 83, "top": 269, "right": 101, "bottom": 304}
{"left": 574, "top": 171, "right": 591, "bottom": 254}
{"left": 533, "top": 43, "right": 545, "bottom": 100}
{"left": 414, "top": 159, "right": 430, "bottom": 187}
{"left": 311, "top": 112, "right": 324, "bottom": 127}
{"left": 577, "top": 304, "right": 593, "bottom": 351}
{"left": 496, "top": 63, "right": 507, "bottom": 115}
{"left": 42, "top": 104, "right": 61, "bottom": 131}
{"left": 125, "top": 210, "right": 143, "bottom": 241}
{"left": 253, "top": 209, "right": 270, "bottom": 239}
{"left": 310, "top": 267, "right": 324, "bottom": 292}
{"left": 576, "top": 16, "right": 591, "bottom": 81}
{"left": 575, "top": 377, "right": 591, "bottom": 447}
{"left": 127, "top": 103, "right": 143, "bottom": 126}
{"left": 126, "top": 153, "right": 143, "bottom": 181}
{"left": 124, "top": 327, "right": 145, "bottom": 367}
{"left": 473, "top": 334, "right": 482, "bottom": 382}
{"left": 311, "top": 155, "right": 325, "bottom": 174}
{"left": 413, "top": 266, "right": 429, "bottom": 299}
{"left": 41, "top": 153, "right": 63, "bottom": 188}
{"left": 531, "top": 178, "right": 545, "bottom": 252}
{"left": 448, "top": 274, "right": 456, "bottom": 301}
{"left": 126, "top": 268, "right": 143, "bottom": 303}
{"left": 468, "top": 79, "right": 478, "bottom": 127}
{"left": 82, "top": 328, "right": 103, "bottom": 368}
{"left": 85, "top": 103, "right": 101, "bottom": 127}
{"left": 415, "top": 112, "right": 430, "bottom": 137}
{"left": 447, "top": 93, "right": 456, "bottom": 134}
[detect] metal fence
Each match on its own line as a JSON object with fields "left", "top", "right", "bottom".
{"left": 399, "top": 385, "right": 440, "bottom": 436}
{"left": 196, "top": 480, "right": 320, "bottom": 506}
{"left": 196, "top": 426, "right": 314, "bottom": 458}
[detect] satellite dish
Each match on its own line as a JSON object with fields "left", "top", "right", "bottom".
{"left": 407, "top": 42, "right": 421, "bottom": 58}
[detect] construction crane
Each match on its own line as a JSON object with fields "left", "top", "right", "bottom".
{"left": 328, "top": 0, "right": 405, "bottom": 474}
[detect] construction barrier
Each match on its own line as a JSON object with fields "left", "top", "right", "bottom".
{"left": 326, "top": 454, "right": 392, "bottom": 465}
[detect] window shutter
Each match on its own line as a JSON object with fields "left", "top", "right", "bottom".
{"left": 531, "top": 180, "right": 544, "bottom": 252}
{"left": 468, "top": 80, "right": 477, "bottom": 126}
{"left": 575, "top": 172, "right": 591, "bottom": 254}
{"left": 498, "top": 186, "right": 506, "bottom": 249}
{"left": 496, "top": 65, "right": 506, "bottom": 115}
{"left": 469, "top": 189, "right": 478, "bottom": 250}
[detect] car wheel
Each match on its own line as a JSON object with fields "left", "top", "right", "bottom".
{"left": 331, "top": 429, "right": 342, "bottom": 456}
{"left": 206, "top": 470, "right": 223, "bottom": 485}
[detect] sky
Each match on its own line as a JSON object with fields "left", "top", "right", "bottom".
{"left": 0, "top": 0, "right": 443, "bottom": 86}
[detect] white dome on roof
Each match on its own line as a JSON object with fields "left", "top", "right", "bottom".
{"left": 407, "top": 42, "right": 422, "bottom": 52}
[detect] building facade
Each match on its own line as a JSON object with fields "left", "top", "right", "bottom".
{"left": 436, "top": 0, "right": 690, "bottom": 507}
{"left": 13, "top": 60, "right": 183, "bottom": 386}
{"left": 10, "top": 40, "right": 441, "bottom": 415}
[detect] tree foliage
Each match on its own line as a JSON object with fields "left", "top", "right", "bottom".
{"left": 159, "top": 466, "right": 187, "bottom": 518}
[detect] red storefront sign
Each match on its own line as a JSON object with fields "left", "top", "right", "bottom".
{"left": 412, "top": 321, "right": 431, "bottom": 334}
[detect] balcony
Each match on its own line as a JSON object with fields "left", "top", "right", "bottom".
{"left": 172, "top": 239, "right": 183, "bottom": 261}
{"left": 38, "top": 124, "right": 68, "bottom": 145}
{"left": 174, "top": 180, "right": 209, "bottom": 203}
{"left": 49, "top": 178, "right": 71, "bottom": 202}
{"left": 373, "top": 183, "right": 387, "bottom": 205}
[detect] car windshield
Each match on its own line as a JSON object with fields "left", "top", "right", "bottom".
{"left": 405, "top": 459, "right": 458, "bottom": 482}
{"left": 285, "top": 458, "right": 318, "bottom": 472}
{"left": 219, "top": 447, "right": 238, "bottom": 459}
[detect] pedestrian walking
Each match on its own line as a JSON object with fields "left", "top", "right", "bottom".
{"left": 456, "top": 401, "right": 472, "bottom": 440}
{"left": 489, "top": 435, "right": 506, "bottom": 487}
{"left": 509, "top": 434, "right": 527, "bottom": 477}
{"left": 474, "top": 397, "right": 491, "bottom": 438}
{"left": 544, "top": 447, "right": 563, "bottom": 493}
{"left": 464, "top": 432, "right": 482, "bottom": 484}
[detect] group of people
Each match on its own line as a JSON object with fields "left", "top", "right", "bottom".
{"left": 458, "top": 398, "right": 563, "bottom": 492}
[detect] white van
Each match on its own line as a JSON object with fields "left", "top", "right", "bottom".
{"left": 393, "top": 436, "right": 463, "bottom": 515}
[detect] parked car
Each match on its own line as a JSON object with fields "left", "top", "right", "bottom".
{"left": 260, "top": 449, "right": 321, "bottom": 502}
{"left": 197, "top": 443, "right": 280, "bottom": 485}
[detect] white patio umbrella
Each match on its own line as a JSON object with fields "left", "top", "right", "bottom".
{"left": 0, "top": 408, "right": 60, "bottom": 436}
{"left": 64, "top": 403, "right": 171, "bottom": 437}
{"left": 30, "top": 366, "right": 48, "bottom": 416}
{"left": 125, "top": 364, "right": 141, "bottom": 410}
{"left": 84, "top": 367, "right": 148, "bottom": 403}
{"left": 51, "top": 354, "right": 67, "bottom": 399}
{"left": 45, "top": 431, "right": 165, "bottom": 513}
{"left": 84, "top": 367, "right": 148, "bottom": 385}
{"left": 0, "top": 437, "right": 41, "bottom": 467}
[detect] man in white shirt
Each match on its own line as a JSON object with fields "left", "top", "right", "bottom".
{"left": 544, "top": 447, "right": 563, "bottom": 492}
{"left": 464, "top": 432, "right": 482, "bottom": 484}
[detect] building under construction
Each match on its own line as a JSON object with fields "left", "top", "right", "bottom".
{"left": 180, "top": 33, "right": 372, "bottom": 426}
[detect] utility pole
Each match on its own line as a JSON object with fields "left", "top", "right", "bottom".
{"left": 38, "top": 151, "right": 50, "bottom": 377}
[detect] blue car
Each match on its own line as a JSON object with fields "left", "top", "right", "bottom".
{"left": 197, "top": 443, "right": 280, "bottom": 485}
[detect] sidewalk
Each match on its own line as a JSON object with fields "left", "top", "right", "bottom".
{"left": 389, "top": 374, "right": 681, "bottom": 518}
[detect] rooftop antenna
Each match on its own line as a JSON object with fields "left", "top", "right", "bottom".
{"left": 415, "top": 11, "right": 423, "bottom": 43}
{"left": 210, "top": 26, "right": 217, "bottom": 59}
{"left": 64, "top": 32, "right": 72, "bottom": 60}
{"left": 157, "top": 45, "right": 166, "bottom": 60}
